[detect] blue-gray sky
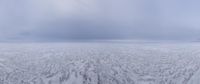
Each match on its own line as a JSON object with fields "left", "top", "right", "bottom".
{"left": 0, "top": 0, "right": 200, "bottom": 41}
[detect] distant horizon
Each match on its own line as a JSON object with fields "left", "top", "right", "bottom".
{"left": 0, "top": 39, "right": 198, "bottom": 43}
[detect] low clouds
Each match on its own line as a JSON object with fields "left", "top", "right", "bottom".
{"left": 0, "top": 0, "right": 200, "bottom": 41}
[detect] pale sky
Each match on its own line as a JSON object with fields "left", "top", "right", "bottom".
{"left": 0, "top": 0, "right": 200, "bottom": 41}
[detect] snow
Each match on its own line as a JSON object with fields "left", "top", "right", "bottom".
{"left": 0, "top": 42, "right": 200, "bottom": 84}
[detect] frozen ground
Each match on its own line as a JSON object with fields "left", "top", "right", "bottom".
{"left": 0, "top": 42, "right": 200, "bottom": 84}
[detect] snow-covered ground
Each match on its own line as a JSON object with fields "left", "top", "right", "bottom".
{"left": 0, "top": 42, "right": 200, "bottom": 84}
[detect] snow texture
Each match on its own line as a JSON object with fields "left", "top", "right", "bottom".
{"left": 0, "top": 43, "right": 200, "bottom": 84}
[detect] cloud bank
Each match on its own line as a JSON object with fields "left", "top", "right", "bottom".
{"left": 0, "top": 0, "right": 200, "bottom": 41}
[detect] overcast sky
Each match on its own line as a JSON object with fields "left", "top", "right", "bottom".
{"left": 0, "top": 0, "right": 200, "bottom": 41}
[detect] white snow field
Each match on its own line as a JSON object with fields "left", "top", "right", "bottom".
{"left": 0, "top": 42, "right": 200, "bottom": 84}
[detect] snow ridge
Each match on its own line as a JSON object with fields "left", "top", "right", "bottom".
{"left": 0, "top": 43, "right": 199, "bottom": 84}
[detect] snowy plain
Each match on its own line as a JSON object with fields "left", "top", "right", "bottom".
{"left": 0, "top": 42, "right": 200, "bottom": 84}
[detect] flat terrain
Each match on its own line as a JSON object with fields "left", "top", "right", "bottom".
{"left": 0, "top": 42, "right": 200, "bottom": 84}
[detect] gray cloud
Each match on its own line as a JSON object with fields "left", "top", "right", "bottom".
{"left": 0, "top": 0, "right": 200, "bottom": 42}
